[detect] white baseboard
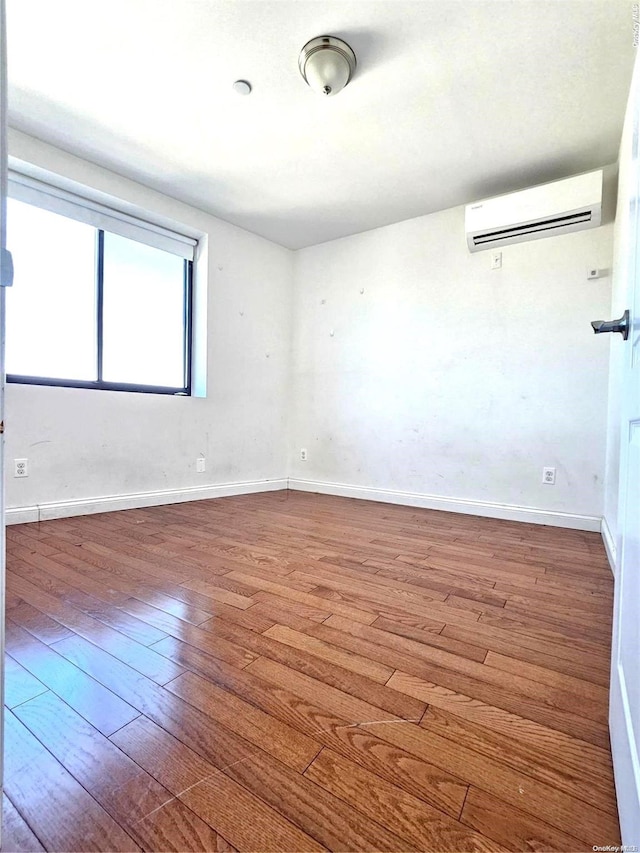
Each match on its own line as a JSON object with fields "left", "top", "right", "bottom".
{"left": 610, "top": 664, "right": 640, "bottom": 846}
{"left": 288, "top": 478, "right": 602, "bottom": 531}
{"left": 6, "top": 475, "right": 603, "bottom": 533}
{"left": 6, "top": 478, "right": 288, "bottom": 525}
{"left": 601, "top": 515, "right": 617, "bottom": 575}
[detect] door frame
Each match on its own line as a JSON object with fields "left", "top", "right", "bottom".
{"left": 0, "top": 0, "right": 8, "bottom": 843}
{"left": 609, "top": 48, "right": 640, "bottom": 847}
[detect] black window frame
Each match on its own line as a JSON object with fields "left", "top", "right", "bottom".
{"left": 6, "top": 226, "right": 194, "bottom": 396}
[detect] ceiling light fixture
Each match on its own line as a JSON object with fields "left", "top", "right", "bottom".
{"left": 298, "top": 35, "right": 356, "bottom": 97}
{"left": 233, "top": 80, "right": 252, "bottom": 95}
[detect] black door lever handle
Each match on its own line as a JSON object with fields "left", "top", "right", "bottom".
{"left": 591, "top": 310, "right": 630, "bottom": 340}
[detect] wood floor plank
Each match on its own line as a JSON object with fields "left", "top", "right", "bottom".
{"left": 2, "top": 794, "right": 45, "bottom": 853}
{"left": 441, "top": 622, "right": 610, "bottom": 687}
{"left": 110, "top": 714, "right": 218, "bottom": 795}
{"left": 223, "top": 744, "right": 419, "bottom": 852}
{"left": 496, "top": 583, "right": 613, "bottom": 614}
{"left": 36, "top": 539, "right": 197, "bottom": 605}
{"left": 483, "top": 650, "right": 609, "bottom": 703}
{"left": 50, "top": 633, "right": 260, "bottom": 773}
{"left": 6, "top": 529, "right": 62, "bottom": 557}
{"left": 117, "top": 598, "right": 261, "bottom": 668}
{"left": 245, "top": 653, "right": 415, "bottom": 725}
{"left": 195, "top": 599, "right": 278, "bottom": 632}
{"left": 117, "top": 596, "right": 214, "bottom": 636}
{"left": 10, "top": 549, "right": 132, "bottom": 607}
{"left": 6, "top": 598, "right": 75, "bottom": 645}
{"left": 129, "top": 588, "right": 240, "bottom": 625}
{"left": 387, "top": 671, "right": 614, "bottom": 776}
{"left": 245, "top": 660, "right": 468, "bottom": 818}
{"left": 305, "top": 748, "right": 502, "bottom": 852}
{"left": 369, "top": 558, "right": 503, "bottom": 589}
{"left": 318, "top": 555, "right": 463, "bottom": 602}
{"left": 8, "top": 552, "right": 172, "bottom": 646}
{"left": 7, "top": 571, "right": 184, "bottom": 685}
{"left": 262, "top": 624, "right": 395, "bottom": 683}
{"left": 124, "top": 587, "right": 212, "bottom": 623}
{"left": 4, "top": 710, "right": 140, "bottom": 852}
{"left": 224, "top": 569, "right": 378, "bottom": 624}
{"left": 311, "top": 614, "right": 490, "bottom": 673}
{"left": 310, "top": 579, "right": 483, "bottom": 628}
{"left": 61, "top": 539, "right": 194, "bottom": 587}
{"left": 448, "top": 594, "right": 610, "bottom": 644}
{"left": 129, "top": 799, "right": 238, "bottom": 853}
{"left": 477, "top": 609, "right": 611, "bottom": 653}
{"left": 113, "top": 716, "right": 308, "bottom": 853}
{"left": 4, "top": 655, "right": 48, "bottom": 709}
{"left": 313, "top": 721, "right": 473, "bottom": 819}
{"left": 460, "top": 786, "right": 590, "bottom": 852}
{"left": 420, "top": 705, "right": 618, "bottom": 815}
{"left": 44, "top": 545, "right": 249, "bottom": 625}
{"left": 290, "top": 564, "right": 450, "bottom": 608}
{"left": 178, "top": 772, "right": 326, "bottom": 853}
{"left": 191, "top": 615, "right": 426, "bottom": 720}
{"left": 369, "top": 720, "right": 619, "bottom": 845}
{"left": 165, "top": 669, "right": 322, "bottom": 771}
{"left": 251, "top": 589, "right": 333, "bottom": 622}
{"left": 178, "top": 577, "right": 255, "bottom": 610}
{"left": 386, "top": 663, "right": 610, "bottom": 748}
{"left": 533, "top": 573, "right": 613, "bottom": 595}
{"left": 369, "top": 615, "right": 488, "bottom": 662}
{"left": 406, "top": 553, "right": 544, "bottom": 583}
{"left": 5, "top": 491, "right": 617, "bottom": 851}
{"left": 142, "top": 638, "right": 355, "bottom": 735}
{"left": 13, "top": 691, "right": 175, "bottom": 829}
{"left": 380, "top": 572, "right": 509, "bottom": 609}
{"left": 249, "top": 599, "right": 328, "bottom": 632}
{"left": 6, "top": 620, "right": 141, "bottom": 736}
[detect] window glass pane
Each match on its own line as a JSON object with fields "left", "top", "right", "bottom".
{"left": 6, "top": 198, "right": 97, "bottom": 380}
{"left": 102, "top": 232, "right": 186, "bottom": 388}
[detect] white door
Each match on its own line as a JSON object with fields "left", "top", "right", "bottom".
{"left": 609, "top": 52, "right": 640, "bottom": 846}
{"left": 0, "top": 0, "right": 7, "bottom": 844}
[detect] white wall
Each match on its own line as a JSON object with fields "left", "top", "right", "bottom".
{"left": 6, "top": 131, "right": 293, "bottom": 519}
{"left": 289, "top": 207, "right": 614, "bottom": 528}
{"left": 6, "top": 130, "right": 616, "bottom": 531}
{"left": 603, "top": 91, "right": 635, "bottom": 565}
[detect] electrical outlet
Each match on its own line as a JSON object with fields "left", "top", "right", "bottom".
{"left": 196, "top": 456, "right": 206, "bottom": 473}
{"left": 300, "top": 448, "right": 308, "bottom": 462}
{"left": 542, "top": 466, "right": 556, "bottom": 485}
{"left": 14, "top": 458, "right": 28, "bottom": 478}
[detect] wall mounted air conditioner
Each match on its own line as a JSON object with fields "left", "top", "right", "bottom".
{"left": 465, "top": 170, "right": 603, "bottom": 253}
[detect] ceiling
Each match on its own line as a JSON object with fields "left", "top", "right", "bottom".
{"left": 7, "top": 0, "right": 636, "bottom": 250}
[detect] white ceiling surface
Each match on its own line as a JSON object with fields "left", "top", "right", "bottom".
{"left": 7, "top": 0, "right": 636, "bottom": 249}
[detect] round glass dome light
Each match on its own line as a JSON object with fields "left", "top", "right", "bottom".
{"left": 299, "top": 36, "right": 356, "bottom": 97}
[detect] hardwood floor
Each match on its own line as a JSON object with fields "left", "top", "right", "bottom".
{"left": 2, "top": 490, "right": 619, "bottom": 852}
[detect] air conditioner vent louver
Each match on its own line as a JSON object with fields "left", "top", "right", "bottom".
{"left": 472, "top": 210, "right": 593, "bottom": 246}
{"left": 465, "top": 171, "right": 602, "bottom": 252}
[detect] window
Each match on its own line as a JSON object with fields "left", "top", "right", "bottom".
{"left": 6, "top": 175, "right": 196, "bottom": 395}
